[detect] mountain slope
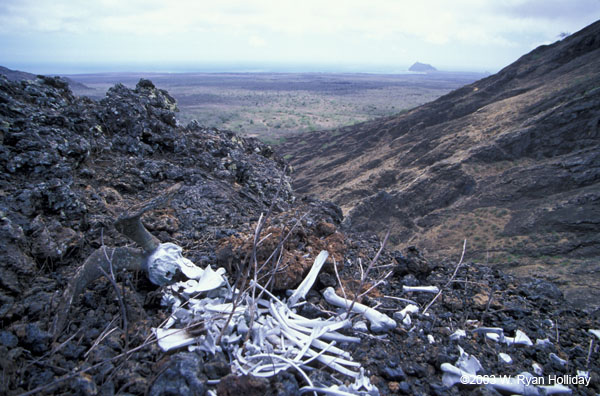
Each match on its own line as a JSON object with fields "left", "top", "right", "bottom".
{"left": 280, "top": 20, "right": 600, "bottom": 305}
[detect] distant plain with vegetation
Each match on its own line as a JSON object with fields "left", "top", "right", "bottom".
{"left": 66, "top": 71, "right": 485, "bottom": 144}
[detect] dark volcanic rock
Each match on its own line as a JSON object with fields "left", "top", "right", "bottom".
{"left": 280, "top": 20, "right": 600, "bottom": 306}
{"left": 149, "top": 353, "right": 206, "bottom": 396}
{"left": 0, "top": 73, "right": 296, "bottom": 394}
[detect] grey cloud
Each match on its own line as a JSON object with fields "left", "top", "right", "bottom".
{"left": 493, "top": 0, "right": 600, "bottom": 21}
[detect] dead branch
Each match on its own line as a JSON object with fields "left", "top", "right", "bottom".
{"left": 422, "top": 239, "right": 467, "bottom": 315}
{"left": 346, "top": 229, "right": 390, "bottom": 316}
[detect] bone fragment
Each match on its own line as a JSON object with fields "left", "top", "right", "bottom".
{"left": 498, "top": 353, "right": 512, "bottom": 364}
{"left": 154, "top": 328, "right": 196, "bottom": 351}
{"left": 549, "top": 353, "right": 567, "bottom": 366}
{"left": 505, "top": 329, "right": 533, "bottom": 346}
{"left": 450, "top": 329, "right": 466, "bottom": 341}
{"left": 353, "top": 321, "right": 368, "bottom": 332}
{"left": 536, "top": 338, "right": 552, "bottom": 346}
{"left": 474, "top": 327, "right": 532, "bottom": 346}
{"left": 472, "top": 327, "right": 504, "bottom": 335}
{"left": 488, "top": 334, "right": 502, "bottom": 343}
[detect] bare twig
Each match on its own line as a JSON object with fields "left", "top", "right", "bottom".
{"left": 357, "top": 270, "right": 393, "bottom": 300}
{"left": 586, "top": 339, "right": 594, "bottom": 369}
{"left": 217, "top": 167, "right": 289, "bottom": 345}
{"left": 17, "top": 335, "right": 160, "bottom": 396}
{"left": 332, "top": 258, "right": 348, "bottom": 305}
{"left": 346, "top": 229, "right": 390, "bottom": 316}
{"left": 480, "top": 285, "right": 496, "bottom": 324}
{"left": 422, "top": 239, "right": 467, "bottom": 315}
{"left": 51, "top": 246, "right": 143, "bottom": 339}
{"left": 84, "top": 321, "right": 119, "bottom": 359}
{"left": 100, "top": 228, "right": 129, "bottom": 350}
{"left": 382, "top": 295, "right": 419, "bottom": 306}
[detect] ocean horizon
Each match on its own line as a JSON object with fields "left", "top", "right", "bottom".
{"left": 3, "top": 61, "right": 490, "bottom": 76}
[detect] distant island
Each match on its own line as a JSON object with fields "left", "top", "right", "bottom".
{"left": 409, "top": 62, "right": 437, "bottom": 72}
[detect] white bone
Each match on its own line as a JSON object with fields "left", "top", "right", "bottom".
{"left": 549, "top": 353, "right": 567, "bottom": 366}
{"left": 288, "top": 250, "right": 329, "bottom": 307}
{"left": 498, "top": 353, "right": 512, "bottom": 364}
{"left": 536, "top": 338, "right": 552, "bottom": 346}
{"left": 486, "top": 333, "right": 501, "bottom": 342}
{"left": 146, "top": 242, "right": 186, "bottom": 285}
{"left": 323, "top": 287, "right": 396, "bottom": 332}
{"left": 353, "top": 321, "right": 368, "bottom": 332}
{"left": 504, "top": 329, "right": 533, "bottom": 346}
{"left": 393, "top": 304, "right": 419, "bottom": 321}
{"left": 456, "top": 346, "right": 483, "bottom": 374}
{"left": 539, "top": 385, "right": 573, "bottom": 395}
{"left": 450, "top": 329, "right": 466, "bottom": 341}
{"left": 153, "top": 328, "right": 195, "bottom": 351}
{"left": 402, "top": 285, "right": 440, "bottom": 293}
{"left": 472, "top": 327, "right": 504, "bottom": 335}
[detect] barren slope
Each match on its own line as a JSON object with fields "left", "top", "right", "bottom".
{"left": 281, "top": 20, "right": 600, "bottom": 306}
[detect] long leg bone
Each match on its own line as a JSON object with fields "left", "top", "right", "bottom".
{"left": 323, "top": 287, "right": 396, "bottom": 333}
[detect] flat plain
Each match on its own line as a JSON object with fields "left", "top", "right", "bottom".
{"left": 65, "top": 71, "right": 485, "bottom": 143}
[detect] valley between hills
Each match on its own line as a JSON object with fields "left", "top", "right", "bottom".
{"left": 61, "top": 70, "right": 484, "bottom": 145}
{"left": 280, "top": 21, "right": 600, "bottom": 307}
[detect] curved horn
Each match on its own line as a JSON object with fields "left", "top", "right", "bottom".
{"left": 114, "top": 183, "right": 182, "bottom": 253}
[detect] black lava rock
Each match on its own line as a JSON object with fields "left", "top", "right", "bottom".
{"left": 0, "top": 330, "right": 18, "bottom": 348}
{"left": 148, "top": 352, "right": 206, "bottom": 396}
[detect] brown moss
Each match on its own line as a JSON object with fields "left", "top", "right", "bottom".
{"left": 216, "top": 214, "right": 347, "bottom": 291}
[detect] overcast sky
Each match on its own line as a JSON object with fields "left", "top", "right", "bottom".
{"left": 1, "top": 0, "right": 599, "bottom": 74}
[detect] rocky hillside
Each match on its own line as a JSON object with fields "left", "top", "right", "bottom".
{"left": 280, "top": 20, "right": 600, "bottom": 307}
{"left": 0, "top": 69, "right": 599, "bottom": 395}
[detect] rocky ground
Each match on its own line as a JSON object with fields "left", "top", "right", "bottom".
{"left": 0, "top": 75, "right": 598, "bottom": 395}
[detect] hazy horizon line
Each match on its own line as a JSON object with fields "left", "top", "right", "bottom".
{"left": 2, "top": 61, "right": 494, "bottom": 76}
